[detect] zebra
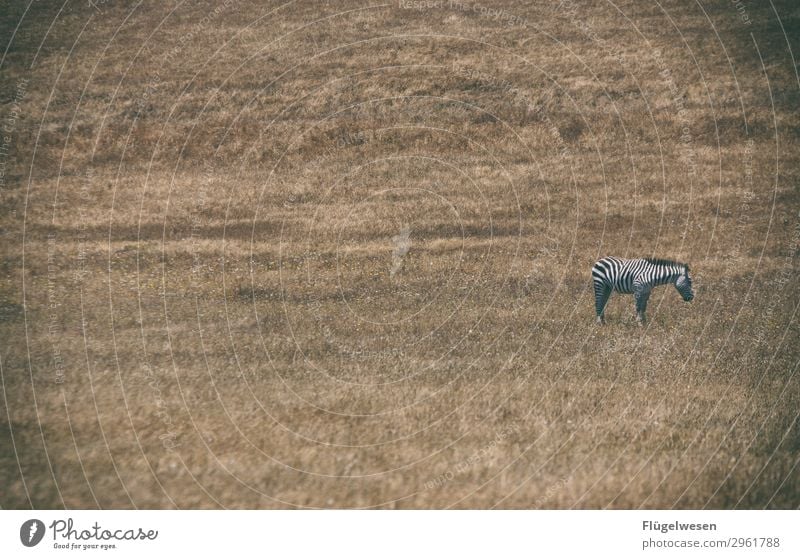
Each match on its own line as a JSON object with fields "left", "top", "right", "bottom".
{"left": 591, "top": 257, "right": 694, "bottom": 325}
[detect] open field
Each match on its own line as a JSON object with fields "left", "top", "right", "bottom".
{"left": 1, "top": 0, "right": 799, "bottom": 508}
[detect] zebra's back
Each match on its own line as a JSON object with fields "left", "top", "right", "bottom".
{"left": 591, "top": 257, "right": 645, "bottom": 294}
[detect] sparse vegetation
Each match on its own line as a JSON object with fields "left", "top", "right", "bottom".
{"left": 1, "top": 0, "right": 798, "bottom": 509}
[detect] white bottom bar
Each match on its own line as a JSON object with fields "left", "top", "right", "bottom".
{"left": 2, "top": 510, "right": 797, "bottom": 558}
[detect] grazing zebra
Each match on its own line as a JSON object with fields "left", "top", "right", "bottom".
{"left": 591, "top": 257, "right": 694, "bottom": 325}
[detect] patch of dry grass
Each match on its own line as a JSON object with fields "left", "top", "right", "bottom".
{"left": 1, "top": 0, "right": 798, "bottom": 508}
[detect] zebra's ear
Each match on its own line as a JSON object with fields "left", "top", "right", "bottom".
{"left": 684, "top": 264, "right": 690, "bottom": 273}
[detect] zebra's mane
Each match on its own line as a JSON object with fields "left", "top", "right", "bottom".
{"left": 643, "top": 257, "right": 689, "bottom": 271}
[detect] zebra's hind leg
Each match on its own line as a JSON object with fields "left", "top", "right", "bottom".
{"left": 594, "top": 282, "right": 611, "bottom": 325}
{"left": 634, "top": 286, "right": 650, "bottom": 326}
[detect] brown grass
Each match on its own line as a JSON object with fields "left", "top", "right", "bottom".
{"left": 1, "top": 0, "right": 799, "bottom": 509}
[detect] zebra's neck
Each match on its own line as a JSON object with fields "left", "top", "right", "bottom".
{"left": 650, "top": 263, "right": 681, "bottom": 285}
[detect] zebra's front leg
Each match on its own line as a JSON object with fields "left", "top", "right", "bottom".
{"left": 634, "top": 286, "right": 650, "bottom": 325}
{"left": 596, "top": 314, "right": 605, "bottom": 325}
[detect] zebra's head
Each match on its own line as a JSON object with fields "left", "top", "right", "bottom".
{"left": 675, "top": 265, "right": 694, "bottom": 302}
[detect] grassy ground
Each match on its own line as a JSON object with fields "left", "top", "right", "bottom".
{"left": 1, "top": 0, "right": 798, "bottom": 509}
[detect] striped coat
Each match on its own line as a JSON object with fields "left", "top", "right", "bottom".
{"left": 591, "top": 257, "right": 694, "bottom": 325}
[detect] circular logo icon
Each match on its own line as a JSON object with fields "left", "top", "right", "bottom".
{"left": 20, "top": 519, "right": 45, "bottom": 547}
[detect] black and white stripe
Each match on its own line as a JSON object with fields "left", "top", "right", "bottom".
{"left": 591, "top": 257, "right": 694, "bottom": 325}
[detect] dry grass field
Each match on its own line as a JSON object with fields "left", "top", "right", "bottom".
{"left": 1, "top": 0, "right": 799, "bottom": 509}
